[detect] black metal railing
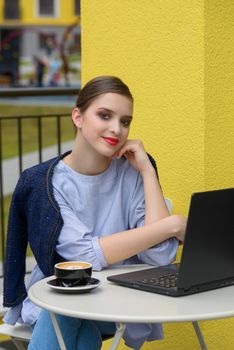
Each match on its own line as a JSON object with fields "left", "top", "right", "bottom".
{"left": 0, "top": 112, "right": 74, "bottom": 263}
{"left": 0, "top": 86, "right": 79, "bottom": 272}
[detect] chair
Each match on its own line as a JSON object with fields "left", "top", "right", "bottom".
{"left": 0, "top": 323, "right": 113, "bottom": 350}
{"left": 165, "top": 197, "right": 173, "bottom": 213}
{"left": 0, "top": 323, "right": 32, "bottom": 350}
{"left": 0, "top": 256, "right": 36, "bottom": 349}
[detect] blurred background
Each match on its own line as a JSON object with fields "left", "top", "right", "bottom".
{"left": 0, "top": 0, "right": 81, "bottom": 268}
{"left": 0, "top": 0, "right": 81, "bottom": 88}
{"left": 0, "top": 1, "right": 81, "bottom": 349}
{"left": 0, "top": 1, "right": 234, "bottom": 349}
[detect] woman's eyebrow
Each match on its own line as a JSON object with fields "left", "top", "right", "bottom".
{"left": 97, "top": 107, "right": 133, "bottom": 119}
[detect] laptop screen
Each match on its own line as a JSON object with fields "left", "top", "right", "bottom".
{"left": 178, "top": 188, "right": 234, "bottom": 290}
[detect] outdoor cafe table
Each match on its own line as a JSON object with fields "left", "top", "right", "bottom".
{"left": 28, "top": 264, "right": 234, "bottom": 350}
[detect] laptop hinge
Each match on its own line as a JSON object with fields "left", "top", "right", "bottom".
{"left": 180, "top": 277, "right": 234, "bottom": 294}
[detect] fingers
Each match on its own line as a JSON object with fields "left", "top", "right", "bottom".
{"left": 114, "top": 139, "right": 154, "bottom": 174}
{"left": 115, "top": 139, "right": 145, "bottom": 159}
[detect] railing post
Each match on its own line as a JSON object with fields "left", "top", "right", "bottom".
{"left": 38, "top": 116, "right": 42, "bottom": 163}
{"left": 0, "top": 119, "right": 5, "bottom": 263}
{"left": 17, "top": 118, "right": 23, "bottom": 174}
{"left": 56, "top": 115, "right": 61, "bottom": 155}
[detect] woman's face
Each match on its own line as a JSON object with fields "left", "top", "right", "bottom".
{"left": 74, "top": 93, "right": 133, "bottom": 158}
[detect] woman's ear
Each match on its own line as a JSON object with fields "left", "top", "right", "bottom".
{"left": 72, "top": 108, "right": 83, "bottom": 129}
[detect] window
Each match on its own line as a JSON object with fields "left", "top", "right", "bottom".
{"left": 38, "top": 0, "right": 55, "bottom": 17}
{"left": 3, "top": 0, "right": 20, "bottom": 19}
{"left": 74, "top": 0, "right": 80, "bottom": 15}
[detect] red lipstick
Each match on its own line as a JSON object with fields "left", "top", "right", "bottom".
{"left": 102, "top": 137, "right": 119, "bottom": 146}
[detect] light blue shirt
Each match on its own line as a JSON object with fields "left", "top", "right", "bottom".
{"left": 4, "top": 157, "right": 178, "bottom": 349}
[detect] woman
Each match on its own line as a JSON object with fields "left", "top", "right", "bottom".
{"left": 3, "top": 76, "right": 186, "bottom": 349}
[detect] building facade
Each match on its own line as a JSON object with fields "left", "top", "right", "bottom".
{"left": 0, "top": 0, "right": 80, "bottom": 86}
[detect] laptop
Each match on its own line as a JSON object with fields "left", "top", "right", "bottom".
{"left": 107, "top": 188, "right": 234, "bottom": 296}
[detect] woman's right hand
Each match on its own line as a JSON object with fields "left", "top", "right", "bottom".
{"left": 115, "top": 139, "right": 154, "bottom": 175}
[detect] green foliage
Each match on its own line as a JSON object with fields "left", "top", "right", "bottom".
{"left": 0, "top": 105, "right": 74, "bottom": 159}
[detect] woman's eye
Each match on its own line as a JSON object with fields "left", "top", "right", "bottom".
{"left": 100, "top": 113, "right": 110, "bottom": 120}
{"left": 121, "top": 120, "right": 131, "bottom": 127}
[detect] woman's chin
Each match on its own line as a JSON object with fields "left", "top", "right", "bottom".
{"left": 96, "top": 146, "right": 118, "bottom": 159}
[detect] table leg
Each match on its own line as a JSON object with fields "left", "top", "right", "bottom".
{"left": 49, "top": 312, "right": 125, "bottom": 350}
{"left": 49, "top": 312, "right": 67, "bottom": 350}
{"left": 192, "top": 321, "right": 208, "bottom": 350}
{"left": 109, "top": 323, "right": 126, "bottom": 350}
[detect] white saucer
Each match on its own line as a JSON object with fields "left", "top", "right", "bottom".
{"left": 47, "top": 277, "right": 100, "bottom": 294}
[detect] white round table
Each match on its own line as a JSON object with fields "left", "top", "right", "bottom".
{"left": 28, "top": 265, "right": 234, "bottom": 350}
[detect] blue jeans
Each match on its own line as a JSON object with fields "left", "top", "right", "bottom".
{"left": 28, "top": 310, "right": 116, "bottom": 350}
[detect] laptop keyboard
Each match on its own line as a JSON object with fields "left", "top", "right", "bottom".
{"left": 138, "top": 272, "right": 179, "bottom": 288}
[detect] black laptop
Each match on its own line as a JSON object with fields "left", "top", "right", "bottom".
{"left": 107, "top": 188, "right": 234, "bottom": 296}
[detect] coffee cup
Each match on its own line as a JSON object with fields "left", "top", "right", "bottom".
{"left": 54, "top": 261, "right": 92, "bottom": 287}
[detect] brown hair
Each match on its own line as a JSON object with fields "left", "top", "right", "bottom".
{"left": 76, "top": 76, "right": 133, "bottom": 113}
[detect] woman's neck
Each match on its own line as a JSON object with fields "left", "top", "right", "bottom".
{"left": 64, "top": 138, "right": 112, "bottom": 176}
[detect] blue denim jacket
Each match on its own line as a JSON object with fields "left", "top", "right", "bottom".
{"left": 3, "top": 151, "right": 158, "bottom": 308}
{"left": 3, "top": 152, "right": 71, "bottom": 307}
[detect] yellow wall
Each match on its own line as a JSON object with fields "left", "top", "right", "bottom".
{"left": 205, "top": 1, "right": 234, "bottom": 190}
{"left": 82, "top": 1, "right": 234, "bottom": 349}
{"left": 81, "top": 0, "right": 205, "bottom": 215}
{"left": 0, "top": 0, "right": 79, "bottom": 25}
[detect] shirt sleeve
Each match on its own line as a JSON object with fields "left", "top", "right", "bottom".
{"left": 137, "top": 238, "right": 179, "bottom": 266}
{"left": 128, "top": 172, "right": 179, "bottom": 266}
{"left": 128, "top": 172, "right": 145, "bottom": 229}
{"left": 53, "top": 188, "right": 108, "bottom": 271}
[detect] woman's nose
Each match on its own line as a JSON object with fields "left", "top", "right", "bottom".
{"left": 109, "top": 120, "right": 121, "bottom": 135}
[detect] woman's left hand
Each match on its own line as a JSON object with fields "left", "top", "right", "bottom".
{"left": 114, "top": 139, "right": 154, "bottom": 174}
